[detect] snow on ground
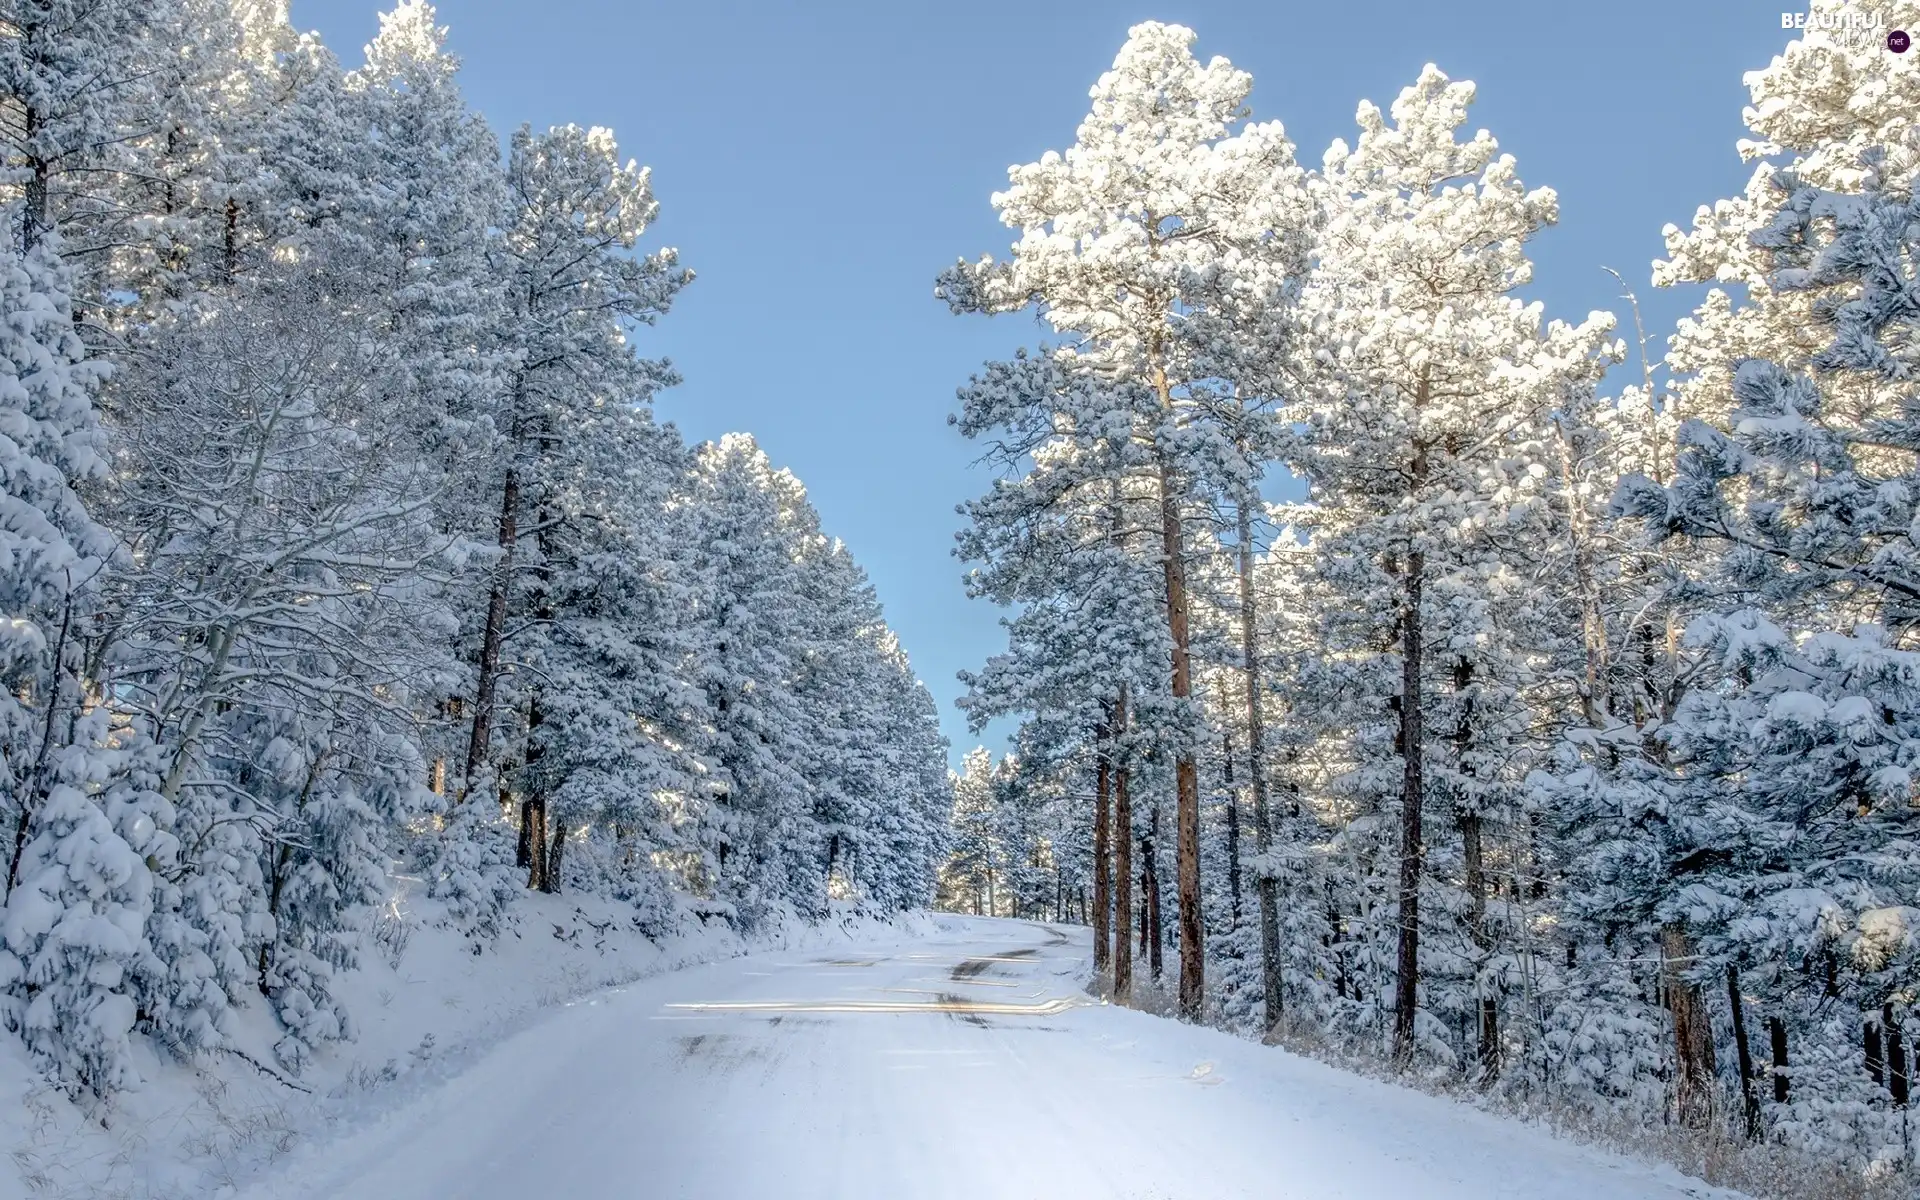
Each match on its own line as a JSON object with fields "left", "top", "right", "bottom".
{"left": 0, "top": 890, "right": 932, "bottom": 1200}
{"left": 216, "top": 915, "right": 1744, "bottom": 1200}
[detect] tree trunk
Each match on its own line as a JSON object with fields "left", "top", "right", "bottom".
{"left": 1728, "top": 963, "right": 1760, "bottom": 1139}
{"left": 1553, "top": 421, "right": 1611, "bottom": 728}
{"left": 1662, "top": 923, "right": 1717, "bottom": 1126}
{"left": 1151, "top": 359, "right": 1203, "bottom": 1022}
{"left": 1461, "top": 809, "right": 1497, "bottom": 1079}
{"left": 1223, "top": 731, "right": 1242, "bottom": 926}
{"left": 21, "top": 95, "right": 47, "bottom": 253}
{"left": 517, "top": 798, "right": 536, "bottom": 869}
{"left": 1867, "top": 1012, "right": 1886, "bottom": 1086}
{"left": 1392, "top": 376, "right": 1432, "bottom": 1067}
{"left": 256, "top": 843, "right": 293, "bottom": 995}
{"left": 1237, "top": 496, "right": 1283, "bottom": 1029}
{"left": 464, "top": 467, "right": 519, "bottom": 798}
{"left": 523, "top": 796, "right": 548, "bottom": 891}
{"left": 224, "top": 195, "right": 241, "bottom": 284}
{"left": 1144, "top": 809, "right": 1163, "bottom": 982}
{"left": 1886, "top": 1005, "right": 1909, "bottom": 1107}
{"left": 1158, "top": 459, "right": 1203, "bottom": 1020}
{"left": 1392, "top": 548, "right": 1426, "bottom": 1065}
{"left": 1454, "top": 656, "right": 1496, "bottom": 1080}
{"left": 1093, "top": 710, "right": 1112, "bottom": 974}
{"left": 1769, "top": 1015, "right": 1789, "bottom": 1104}
{"left": 541, "top": 812, "right": 564, "bottom": 895}
{"left": 1112, "top": 684, "right": 1134, "bottom": 1005}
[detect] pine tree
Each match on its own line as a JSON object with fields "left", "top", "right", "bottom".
{"left": 1291, "top": 63, "right": 1615, "bottom": 1065}
{"left": 942, "top": 21, "right": 1312, "bottom": 1019}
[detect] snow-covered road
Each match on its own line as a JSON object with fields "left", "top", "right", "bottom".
{"left": 238, "top": 915, "right": 1732, "bottom": 1200}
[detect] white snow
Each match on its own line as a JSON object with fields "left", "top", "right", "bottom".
{"left": 0, "top": 892, "right": 935, "bottom": 1199}
{"left": 219, "top": 916, "right": 1743, "bottom": 1200}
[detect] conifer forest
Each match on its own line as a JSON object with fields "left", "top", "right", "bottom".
{"left": 0, "top": 2, "right": 1916, "bottom": 1198}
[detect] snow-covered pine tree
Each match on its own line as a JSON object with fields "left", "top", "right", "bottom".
{"left": 1614, "top": 167, "right": 1920, "bottom": 1154}
{"left": 940, "top": 20, "right": 1312, "bottom": 1019}
{"left": 950, "top": 349, "right": 1179, "bottom": 998}
{"left": 1290, "top": 63, "right": 1617, "bottom": 1066}
{"left": 938, "top": 746, "right": 1001, "bottom": 916}
{"left": 453, "top": 120, "right": 688, "bottom": 917}
{"left": 684, "top": 434, "right": 816, "bottom": 922}
{"left": 0, "top": 0, "right": 168, "bottom": 262}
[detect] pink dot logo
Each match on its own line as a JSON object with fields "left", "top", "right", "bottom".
{"left": 1891, "top": 29, "right": 1913, "bottom": 52}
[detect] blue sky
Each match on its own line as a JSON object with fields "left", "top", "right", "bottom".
{"left": 296, "top": 0, "right": 1790, "bottom": 764}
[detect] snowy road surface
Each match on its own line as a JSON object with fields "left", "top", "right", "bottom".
{"left": 238, "top": 916, "right": 1731, "bottom": 1200}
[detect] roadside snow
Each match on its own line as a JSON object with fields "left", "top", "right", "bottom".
{"left": 1, "top": 888, "right": 931, "bottom": 1200}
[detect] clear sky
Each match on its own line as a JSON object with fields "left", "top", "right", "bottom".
{"left": 293, "top": 0, "right": 1790, "bottom": 765}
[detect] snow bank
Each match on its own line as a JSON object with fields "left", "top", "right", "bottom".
{"left": 0, "top": 884, "right": 932, "bottom": 1200}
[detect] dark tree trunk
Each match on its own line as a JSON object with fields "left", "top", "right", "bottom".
{"left": 1392, "top": 378, "right": 1432, "bottom": 1067}
{"left": 464, "top": 468, "right": 519, "bottom": 797}
{"left": 1769, "top": 1015, "right": 1789, "bottom": 1104}
{"left": 1392, "top": 548, "right": 1426, "bottom": 1065}
{"left": 1237, "top": 496, "right": 1283, "bottom": 1030}
{"left": 1112, "top": 686, "right": 1133, "bottom": 1005}
{"left": 1155, "top": 457, "right": 1204, "bottom": 1021}
{"left": 1454, "top": 656, "right": 1495, "bottom": 1080}
{"left": 1144, "top": 812, "right": 1163, "bottom": 982}
{"left": 523, "top": 797, "right": 548, "bottom": 891}
{"left": 1867, "top": 1013, "right": 1886, "bottom": 1087}
{"left": 1728, "top": 964, "right": 1760, "bottom": 1139}
{"left": 1663, "top": 923, "right": 1718, "bottom": 1127}
{"left": 257, "top": 842, "right": 293, "bottom": 995}
{"left": 224, "top": 196, "right": 241, "bottom": 283}
{"left": 1886, "top": 1005, "right": 1909, "bottom": 1107}
{"left": 21, "top": 95, "right": 46, "bottom": 253}
{"left": 541, "top": 813, "right": 564, "bottom": 895}
{"left": 1093, "top": 711, "right": 1112, "bottom": 974}
{"left": 1222, "top": 731, "right": 1242, "bottom": 927}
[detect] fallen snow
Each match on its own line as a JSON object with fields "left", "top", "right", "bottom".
{"left": 214, "top": 916, "right": 1746, "bottom": 1200}
{"left": 0, "top": 889, "right": 933, "bottom": 1199}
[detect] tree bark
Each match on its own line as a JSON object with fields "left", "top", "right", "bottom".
{"left": 522, "top": 796, "right": 548, "bottom": 892}
{"left": 1222, "top": 731, "right": 1242, "bottom": 927}
{"left": 1237, "top": 496, "right": 1283, "bottom": 1029}
{"left": 1151, "top": 357, "right": 1204, "bottom": 1021}
{"left": 1886, "top": 1005, "right": 1909, "bottom": 1107}
{"left": 541, "top": 812, "right": 564, "bottom": 895}
{"left": 1728, "top": 963, "right": 1760, "bottom": 1139}
{"left": 1663, "top": 922, "right": 1718, "bottom": 1127}
{"left": 1769, "top": 1015, "right": 1790, "bottom": 1104}
{"left": 1144, "top": 807, "right": 1164, "bottom": 982}
{"left": 21, "top": 94, "right": 47, "bottom": 253}
{"left": 1093, "top": 708, "right": 1112, "bottom": 975}
{"left": 1460, "top": 808, "right": 1498, "bottom": 1079}
{"left": 1392, "top": 548, "right": 1426, "bottom": 1065}
{"left": 1454, "top": 656, "right": 1496, "bottom": 1080}
{"left": 1112, "top": 685, "right": 1134, "bottom": 1005}
{"left": 517, "top": 798, "right": 536, "bottom": 869}
{"left": 1391, "top": 378, "right": 1431, "bottom": 1065}
{"left": 1159, "top": 460, "right": 1203, "bottom": 1020}
{"left": 463, "top": 467, "right": 519, "bottom": 798}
